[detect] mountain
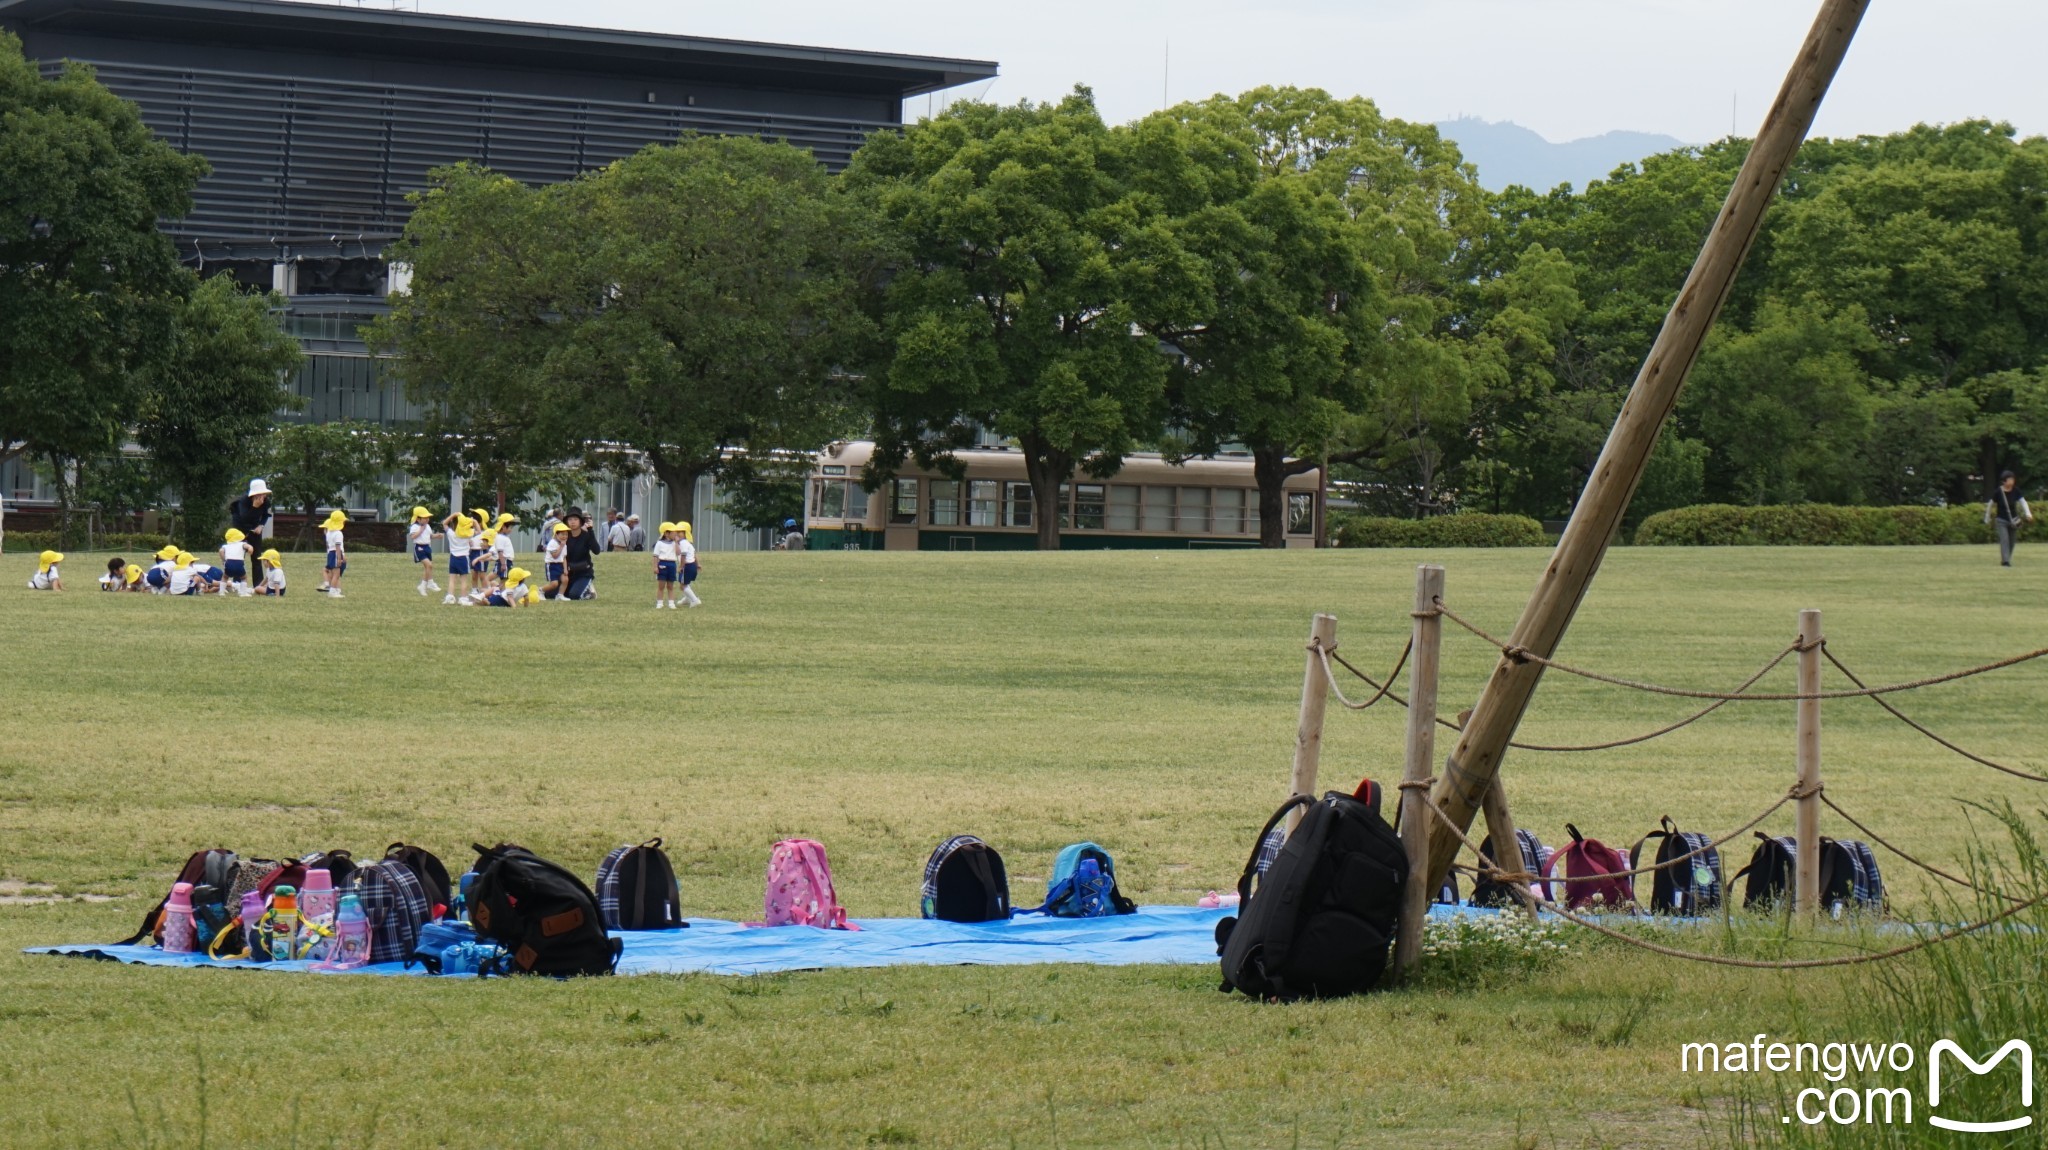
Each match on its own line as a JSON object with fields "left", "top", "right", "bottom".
{"left": 1434, "top": 118, "right": 1688, "bottom": 192}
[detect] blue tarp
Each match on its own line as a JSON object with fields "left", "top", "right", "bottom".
{"left": 26, "top": 904, "right": 1496, "bottom": 978}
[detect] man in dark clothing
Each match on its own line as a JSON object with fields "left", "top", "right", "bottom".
{"left": 562, "top": 510, "right": 602, "bottom": 599}
{"left": 228, "top": 479, "right": 274, "bottom": 546}
{"left": 1987, "top": 471, "right": 2034, "bottom": 566}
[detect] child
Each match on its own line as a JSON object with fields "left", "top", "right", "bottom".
{"left": 145, "top": 545, "right": 178, "bottom": 592}
{"left": 28, "top": 550, "right": 64, "bottom": 591}
{"left": 676, "top": 521, "right": 701, "bottom": 607}
{"left": 99, "top": 557, "right": 127, "bottom": 591}
{"left": 478, "top": 566, "right": 538, "bottom": 607}
{"left": 220, "top": 528, "right": 254, "bottom": 596}
{"left": 407, "top": 506, "right": 440, "bottom": 596}
{"left": 475, "top": 531, "right": 501, "bottom": 595}
{"left": 167, "top": 551, "right": 199, "bottom": 596}
{"left": 541, "top": 522, "right": 569, "bottom": 601}
{"left": 259, "top": 549, "right": 287, "bottom": 596}
{"left": 319, "top": 509, "right": 348, "bottom": 597}
{"left": 492, "top": 513, "right": 518, "bottom": 584}
{"left": 441, "top": 512, "right": 477, "bottom": 605}
{"left": 122, "top": 563, "right": 145, "bottom": 592}
{"left": 652, "top": 521, "right": 680, "bottom": 608}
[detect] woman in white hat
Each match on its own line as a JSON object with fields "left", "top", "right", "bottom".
{"left": 229, "top": 479, "right": 273, "bottom": 548}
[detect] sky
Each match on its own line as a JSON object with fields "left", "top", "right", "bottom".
{"left": 354, "top": 0, "right": 2045, "bottom": 145}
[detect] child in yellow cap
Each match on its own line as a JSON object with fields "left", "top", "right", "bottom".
{"left": 541, "top": 522, "right": 569, "bottom": 602}
{"left": 319, "top": 510, "right": 348, "bottom": 598}
{"left": 440, "top": 511, "right": 477, "bottom": 605}
{"left": 28, "top": 550, "right": 64, "bottom": 591}
{"left": 675, "top": 521, "right": 701, "bottom": 608}
{"left": 145, "top": 545, "right": 178, "bottom": 592}
{"left": 220, "top": 528, "right": 254, "bottom": 597}
{"left": 491, "top": 512, "right": 518, "bottom": 586}
{"left": 406, "top": 506, "right": 440, "bottom": 596}
{"left": 99, "top": 557, "right": 127, "bottom": 591}
{"left": 167, "top": 551, "right": 200, "bottom": 596}
{"left": 258, "top": 549, "right": 287, "bottom": 596}
{"left": 475, "top": 529, "right": 501, "bottom": 596}
{"left": 652, "top": 521, "right": 681, "bottom": 609}
{"left": 470, "top": 566, "right": 537, "bottom": 607}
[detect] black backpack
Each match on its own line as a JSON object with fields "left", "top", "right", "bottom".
{"left": 118, "top": 848, "right": 240, "bottom": 946}
{"left": 1469, "top": 829, "right": 1550, "bottom": 909}
{"left": 1631, "top": 817, "right": 1723, "bottom": 915}
{"left": 469, "top": 843, "right": 622, "bottom": 976}
{"left": 920, "top": 835, "right": 1011, "bottom": 922}
{"left": 1737, "top": 834, "right": 1797, "bottom": 909}
{"left": 1217, "top": 782, "right": 1409, "bottom": 1001}
{"left": 1736, "top": 834, "right": 1884, "bottom": 915}
{"left": 594, "top": 838, "right": 686, "bottom": 930}
{"left": 384, "top": 843, "right": 452, "bottom": 918}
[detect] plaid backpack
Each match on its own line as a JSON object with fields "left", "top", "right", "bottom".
{"left": 346, "top": 859, "right": 432, "bottom": 964}
{"left": 595, "top": 838, "right": 686, "bottom": 930}
{"left": 1470, "top": 829, "right": 1552, "bottom": 908}
{"left": 920, "top": 835, "right": 1011, "bottom": 922}
{"left": 1736, "top": 834, "right": 1884, "bottom": 915}
{"left": 1631, "top": 816, "right": 1723, "bottom": 915}
{"left": 1542, "top": 825, "right": 1636, "bottom": 911}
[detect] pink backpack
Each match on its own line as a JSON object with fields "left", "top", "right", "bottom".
{"left": 761, "top": 839, "right": 858, "bottom": 930}
{"left": 1543, "top": 825, "right": 1636, "bottom": 911}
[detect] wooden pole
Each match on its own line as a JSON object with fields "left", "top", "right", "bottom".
{"left": 1394, "top": 565, "right": 1445, "bottom": 978}
{"left": 1796, "top": 608, "right": 1823, "bottom": 920}
{"left": 1288, "top": 613, "right": 1338, "bottom": 836}
{"left": 1422, "top": 0, "right": 1871, "bottom": 892}
{"left": 1479, "top": 779, "right": 1538, "bottom": 923}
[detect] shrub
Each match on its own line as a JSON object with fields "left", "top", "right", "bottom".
{"left": 1, "top": 531, "right": 170, "bottom": 554}
{"left": 1634, "top": 504, "right": 1995, "bottom": 546}
{"left": 1331, "top": 512, "right": 1548, "bottom": 549}
{"left": 1406, "top": 913, "right": 1577, "bottom": 992}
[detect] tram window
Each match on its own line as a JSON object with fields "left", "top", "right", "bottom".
{"left": 968, "top": 480, "right": 1000, "bottom": 526}
{"left": 929, "top": 479, "right": 961, "bottom": 526}
{"left": 1141, "top": 486, "right": 1174, "bottom": 532}
{"left": 1214, "top": 488, "right": 1246, "bottom": 534}
{"left": 1074, "top": 484, "right": 1105, "bottom": 530}
{"left": 813, "top": 479, "right": 846, "bottom": 519}
{"left": 1004, "top": 481, "right": 1033, "bottom": 528}
{"left": 1177, "top": 487, "right": 1210, "bottom": 534}
{"left": 1287, "top": 491, "right": 1315, "bottom": 534}
{"left": 1107, "top": 485, "right": 1140, "bottom": 531}
{"left": 847, "top": 484, "right": 869, "bottom": 521}
{"left": 891, "top": 477, "right": 919, "bottom": 523}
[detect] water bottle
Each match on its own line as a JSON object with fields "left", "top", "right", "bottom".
{"left": 1074, "top": 858, "right": 1108, "bottom": 917}
{"left": 241, "top": 890, "right": 268, "bottom": 961}
{"left": 298, "top": 868, "right": 336, "bottom": 923}
{"left": 316, "top": 892, "right": 371, "bottom": 971}
{"left": 453, "top": 870, "right": 477, "bottom": 924}
{"left": 267, "top": 885, "right": 298, "bottom": 961}
{"left": 162, "top": 882, "right": 198, "bottom": 953}
{"left": 437, "top": 941, "right": 504, "bottom": 976}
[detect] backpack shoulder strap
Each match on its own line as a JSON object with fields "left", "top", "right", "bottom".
{"left": 1237, "top": 795, "right": 1316, "bottom": 902}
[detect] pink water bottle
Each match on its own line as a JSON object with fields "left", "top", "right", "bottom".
{"left": 315, "top": 892, "right": 371, "bottom": 972}
{"left": 299, "top": 868, "right": 336, "bottom": 923}
{"left": 162, "top": 882, "right": 198, "bottom": 953}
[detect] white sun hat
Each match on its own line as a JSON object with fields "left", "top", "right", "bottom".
{"left": 247, "top": 479, "right": 272, "bottom": 498}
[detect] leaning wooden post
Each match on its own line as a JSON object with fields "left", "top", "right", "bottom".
{"left": 1421, "top": 0, "right": 1872, "bottom": 895}
{"left": 1288, "top": 613, "right": 1338, "bottom": 836}
{"left": 1394, "top": 565, "right": 1446, "bottom": 977}
{"left": 1795, "top": 608, "right": 1823, "bottom": 921}
{"left": 1480, "top": 780, "right": 1539, "bottom": 922}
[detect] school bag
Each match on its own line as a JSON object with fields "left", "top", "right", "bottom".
{"left": 1217, "top": 780, "right": 1408, "bottom": 1001}
{"left": 1024, "top": 842, "right": 1138, "bottom": 917}
{"left": 1630, "top": 816, "right": 1723, "bottom": 915}
{"left": 1469, "top": 829, "right": 1552, "bottom": 909}
{"left": 761, "top": 839, "right": 858, "bottom": 930}
{"left": 920, "top": 835, "right": 1011, "bottom": 922}
{"left": 345, "top": 858, "right": 433, "bottom": 965}
{"left": 117, "top": 848, "right": 240, "bottom": 946}
{"left": 595, "top": 838, "right": 686, "bottom": 930}
{"left": 470, "top": 843, "right": 623, "bottom": 975}
{"left": 1736, "top": 834, "right": 1797, "bottom": 910}
{"left": 1541, "top": 825, "right": 1636, "bottom": 911}
{"left": 1737, "top": 834, "right": 1884, "bottom": 915}
{"left": 383, "top": 843, "right": 453, "bottom": 918}
{"left": 253, "top": 850, "right": 358, "bottom": 899}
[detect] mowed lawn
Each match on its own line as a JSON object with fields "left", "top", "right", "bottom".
{"left": 1, "top": 543, "right": 2044, "bottom": 1148}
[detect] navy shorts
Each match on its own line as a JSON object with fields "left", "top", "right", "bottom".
{"left": 223, "top": 560, "right": 246, "bottom": 580}
{"left": 413, "top": 544, "right": 433, "bottom": 562}
{"left": 682, "top": 562, "right": 699, "bottom": 585}
{"left": 325, "top": 550, "right": 344, "bottom": 572}
{"left": 146, "top": 569, "right": 168, "bottom": 589}
{"left": 545, "top": 563, "right": 564, "bottom": 583}
{"left": 485, "top": 592, "right": 511, "bottom": 607}
{"left": 203, "top": 567, "right": 224, "bottom": 583}
{"left": 656, "top": 560, "right": 677, "bottom": 582}
{"left": 449, "top": 554, "right": 470, "bottom": 576}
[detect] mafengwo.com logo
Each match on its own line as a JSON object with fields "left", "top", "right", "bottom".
{"left": 1681, "top": 1034, "right": 2035, "bottom": 1131}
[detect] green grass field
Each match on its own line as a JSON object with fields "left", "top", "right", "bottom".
{"left": 1, "top": 543, "right": 2043, "bottom": 1148}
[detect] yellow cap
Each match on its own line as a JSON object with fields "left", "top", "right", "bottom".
{"left": 455, "top": 515, "right": 477, "bottom": 537}
{"left": 496, "top": 512, "right": 518, "bottom": 525}
{"left": 658, "top": 521, "right": 675, "bottom": 534}
{"left": 224, "top": 528, "right": 246, "bottom": 543}
{"left": 155, "top": 545, "right": 179, "bottom": 561}
{"left": 259, "top": 549, "right": 283, "bottom": 564}
{"left": 505, "top": 566, "right": 531, "bottom": 585}
{"left": 523, "top": 586, "right": 540, "bottom": 605}
{"left": 321, "top": 510, "right": 347, "bottom": 528}
{"left": 479, "top": 530, "right": 497, "bottom": 545}
{"left": 471, "top": 507, "right": 491, "bottom": 524}
{"left": 552, "top": 522, "right": 569, "bottom": 534}
{"left": 124, "top": 564, "right": 143, "bottom": 584}
{"left": 175, "top": 551, "right": 194, "bottom": 566}
{"left": 675, "top": 521, "right": 692, "bottom": 541}
{"left": 412, "top": 505, "right": 432, "bottom": 520}
{"left": 38, "top": 549, "right": 63, "bottom": 569}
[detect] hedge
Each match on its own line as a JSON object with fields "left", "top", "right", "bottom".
{"left": 2, "top": 530, "right": 394, "bottom": 554}
{"left": 1634, "top": 504, "right": 1996, "bottom": 546}
{"left": 1332, "top": 513, "right": 1549, "bottom": 548}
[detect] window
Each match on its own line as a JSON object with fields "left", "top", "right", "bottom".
{"left": 846, "top": 484, "right": 869, "bottom": 521}
{"left": 1056, "top": 483, "right": 1072, "bottom": 528}
{"left": 1288, "top": 491, "right": 1316, "bottom": 535}
{"left": 929, "top": 479, "right": 961, "bottom": 526}
{"left": 1142, "top": 486, "right": 1175, "bottom": 532}
{"left": 1074, "top": 484, "right": 1105, "bottom": 530}
{"left": 822, "top": 465, "right": 847, "bottom": 477}
{"left": 891, "top": 477, "right": 919, "bottom": 523}
{"left": 1107, "top": 485, "right": 1140, "bottom": 531}
{"left": 1214, "top": 488, "right": 1246, "bottom": 534}
{"left": 968, "top": 480, "right": 1000, "bottom": 526}
{"left": 812, "top": 479, "right": 846, "bottom": 519}
{"left": 1004, "top": 482, "right": 1034, "bottom": 528}
{"left": 1177, "top": 487, "right": 1211, "bottom": 534}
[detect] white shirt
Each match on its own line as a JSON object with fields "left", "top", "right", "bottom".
{"left": 652, "top": 539, "right": 680, "bottom": 562}
{"left": 544, "top": 538, "right": 566, "bottom": 564}
{"left": 606, "top": 521, "right": 631, "bottom": 549}
{"left": 265, "top": 565, "right": 287, "bottom": 591}
{"left": 221, "top": 541, "right": 251, "bottom": 566}
{"left": 324, "top": 527, "right": 345, "bottom": 553}
{"left": 407, "top": 523, "right": 434, "bottom": 549}
{"left": 493, "top": 533, "right": 515, "bottom": 562}
{"left": 29, "top": 567, "right": 58, "bottom": 590}
{"left": 678, "top": 539, "right": 697, "bottom": 564}
{"left": 168, "top": 566, "right": 196, "bottom": 595}
{"left": 99, "top": 572, "right": 120, "bottom": 590}
{"left": 447, "top": 528, "right": 473, "bottom": 556}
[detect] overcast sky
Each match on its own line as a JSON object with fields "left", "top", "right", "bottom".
{"left": 387, "top": 1, "right": 2043, "bottom": 144}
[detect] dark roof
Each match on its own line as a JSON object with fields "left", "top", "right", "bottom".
{"left": 0, "top": 0, "right": 997, "bottom": 96}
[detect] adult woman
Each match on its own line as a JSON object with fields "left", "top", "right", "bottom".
{"left": 561, "top": 509, "right": 602, "bottom": 600}
{"left": 228, "top": 479, "right": 273, "bottom": 548}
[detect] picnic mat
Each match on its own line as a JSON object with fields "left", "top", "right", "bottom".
{"left": 26, "top": 904, "right": 1493, "bottom": 977}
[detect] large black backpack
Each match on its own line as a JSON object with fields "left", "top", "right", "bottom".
{"left": 1630, "top": 816, "right": 1723, "bottom": 915}
{"left": 594, "top": 838, "right": 686, "bottom": 931}
{"left": 1217, "top": 782, "right": 1408, "bottom": 1001}
{"left": 1736, "top": 834, "right": 1884, "bottom": 915}
{"left": 1737, "top": 834, "right": 1796, "bottom": 909}
{"left": 470, "top": 843, "right": 621, "bottom": 976}
{"left": 920, "top": 835, "right": 1011, "bottom": 923}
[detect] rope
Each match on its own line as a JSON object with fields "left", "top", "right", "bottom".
{"left": 1820, "top": 794, "right": 2027, "bottom": 904}
{"left": 1822, "top": 648, "right": 2048, "bottom": 784}
{"left": 1313, "top": 637, "right": 1409, "bottom": 711}
{"left": 1418, "top": 794, "right": 2048, "bottom": 970}
{"left": 1433, "top": 601, "right": 2048, "bottom": 701}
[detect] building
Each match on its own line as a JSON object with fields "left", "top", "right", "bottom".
{"left": 0, "top": 0, "right": 995, "bottom": 545}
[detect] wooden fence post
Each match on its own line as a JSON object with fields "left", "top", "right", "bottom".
{"left": 1480, "top": 779, "right": 1539, "bottom": 922}
{"left": 1796, "top": 608, "right": 1823, "bottom": 920}
{"left": 1288, "top": 613, "right": 1338, "bottom": 836}
{"left": 1394, "top": 565, "right": 1446, "bottom": 978}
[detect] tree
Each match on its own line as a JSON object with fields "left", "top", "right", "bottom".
{"left": 260, "top": 421, "right": 397, "bottom": 548}
{"left": 137, "top": 276, "right": 303, "bottom": 537}
{"left": 711, "top": 455, "right": 810, "bottom": 534}
{"left": 846, "top": 89, "right": 1200, "bottom": 549}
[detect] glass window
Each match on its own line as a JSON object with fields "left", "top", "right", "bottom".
{"left": 1288, "top": 491, "right": 1316, "bottom": 534}
{"left": 1004, "top": 482, "right": 1033, "bottom": 528}
{"left": 1056, "top": 483, "right": 1072, "bottom": 529}
{"left": 1074, "top": 484, "right": 1105, "bottom": 530}
{"left": 968, "top": 480, "right": 1000, "bottom": 526}
{"left": 929, "top": 479, "right": 961, "bottom": 526}
{"left": 1142, "top": 486, "right": 1175, "bottom": 532}
{"left": 1177, "top": 487, "right": 1211, "bottom": 534}
{"left": 847, "top": 484, "right": 869, "bottom": 521}
{"left": 1247, "top": 497, "right": 1262, "bottom": 534}
{"left": 1214, "top": 488, "right": 1246, "bottom": 534}
{"left": 822, "top": 465, "right": 847, "bottom": 477}
{"left": 1107, "top": 485, "right": 1140, "bottom": 531}
{"left": 813, "top": 479, "right": 846, "bottom": 519}
{"left": 892, "top": 477, "right": 919, "bottom": 523}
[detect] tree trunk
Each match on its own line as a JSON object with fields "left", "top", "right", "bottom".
{"left": 1253, "top": 445, "right": 1291, "bottom": 549}
{"left": 49, "top": 453, "right": 81, "bottom": 550}
{"left": 649, "top": 451, "right": 706, "bottom": 525}
{"left": 1020, "top": 433, "right": 1068, "bottom": 551}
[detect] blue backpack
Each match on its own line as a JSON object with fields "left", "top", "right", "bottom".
{"left": 1025, "top": 842, "right": 1136, "bottom": 917}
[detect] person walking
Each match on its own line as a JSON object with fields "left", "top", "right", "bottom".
{"left": 605, "top": 511, "right": 632, "bottom": 553}
{"left": 1987, "top": 471, "right": 2034, "bottom": 567}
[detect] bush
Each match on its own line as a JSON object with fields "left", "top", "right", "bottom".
{"left": 1332, "top": 512, "right": 1548, "bottom": 549}
{"left": 1, "top": 531, "right": 170, "bottom": 554}
{"left": 1634, "top": 504, "right": 1996, "bottom": 546}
